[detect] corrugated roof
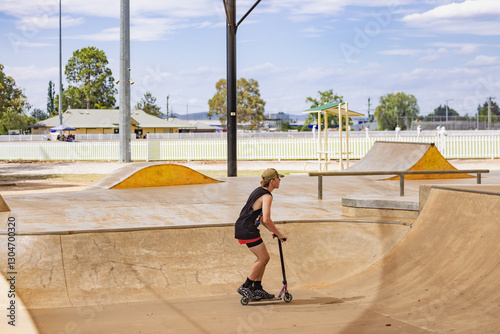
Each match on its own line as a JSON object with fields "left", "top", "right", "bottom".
{"left": 30, "top": 109, "right": 195, "bottom": 129}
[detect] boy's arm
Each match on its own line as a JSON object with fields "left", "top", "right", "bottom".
{"left": 261, "top": 194, "right": 286, "bottom": 240}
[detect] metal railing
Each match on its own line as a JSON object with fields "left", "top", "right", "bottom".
{"left": 309, "top": 169, "right": 490, "bottom": 198}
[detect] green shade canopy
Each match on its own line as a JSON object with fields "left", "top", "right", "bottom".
{"left": 303, "top": 102, "right": 364, "bottom": 117}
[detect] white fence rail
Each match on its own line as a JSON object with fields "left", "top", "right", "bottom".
{"left": 2, "top": 130, "right": 500, "bottom": 142}
{"left": 0, "top": 136, "right": 499, "bottom": 161}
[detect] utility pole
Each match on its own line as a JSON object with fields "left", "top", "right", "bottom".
{"left": 367, "top": 97, "right": 371, "bottom": 121}
{"left": 186, "top": 103, "right": 189, "bottom": 121}
{"left": 223, "top": 0, "right": 261, "bottom": 177}
{"left": 487, "top": 97, "right": 495, "bottom": 130}
{"left": 58, "top": 0, "right": 63, "bottom": 130}
{"left": 119, "top": 0, "right": 131, "bottom": 162}
{"left": 166, "top": 95, "right": 169, "bottom": 120}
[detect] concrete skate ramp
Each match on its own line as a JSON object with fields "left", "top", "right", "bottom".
{"left": 347, "top": 141, "right": 473, "bottom": 180}
{"left": 0, "top": 194, "right": 10, "bottom": 230}
{"left": 88, "top": 163, "right": 220, "bottom": 190}
{"left": 325, "top": 186, "right": 500, "bottom": 333}
{"left": 0, "top": 221, "right": 410, "bottom": 309}
{"left": 2, "top": 188, "right": 500, "bottom": 332}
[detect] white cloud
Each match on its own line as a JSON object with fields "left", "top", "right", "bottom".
{"left": 70, "top": 17, "right": 179, "bottom": 42}
{"left": 15, "top": 15, "right": 84, "bottom": 31}
{"left": 11, "top": 41, "right": 53, "bottom": 48}
{"left": 301, "top": 26, "right": 324, "bottom": 38}
{"left": 458, "top": 45, "right": 480, "bottom": 55}
{"left": 4, "top": 65, "right": 57, "bottom": 81}
{"left": 402, "top": 0, "right": 500, "bottom": 35}
{"left": 428, "top": 43, "right": 480, "bottom": 55}
{"left": 404, "top": 0, "right": 500, "bottom": 22}
{"left": 466, "top": 55, "right": 500, "bottom": 67}
{"left": 419, "top": 47, "right": 449, "bottom": 62}
{"left": 379, "top": 49, "right": 421, "bottom": 56}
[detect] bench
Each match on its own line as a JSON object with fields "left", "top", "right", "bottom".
{"left": 308, "top": 169, "right": 490, "bottom": 199}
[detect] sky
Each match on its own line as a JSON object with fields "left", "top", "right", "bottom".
{"left": 1, "top": 0, "right": 500, "bottom": 119}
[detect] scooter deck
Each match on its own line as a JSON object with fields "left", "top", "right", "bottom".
{"left": 245, "top": 297, "right": 282, "bottom": 303}
{"left": 240, "top": 293, "right": 292, "bottom": 305}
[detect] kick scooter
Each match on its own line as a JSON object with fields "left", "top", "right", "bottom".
{"left": 240, "top": 236, "right": 293, "bottom": 305}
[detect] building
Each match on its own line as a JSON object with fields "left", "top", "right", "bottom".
{"left": 29, "top": 109, "right": 199, "bottom": 136}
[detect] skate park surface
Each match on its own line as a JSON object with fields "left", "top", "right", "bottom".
{"left": 1, "top": 159, "right": 500, "bottom": 333}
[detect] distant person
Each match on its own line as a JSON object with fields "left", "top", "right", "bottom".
{"left": 417, "top": 125, "right": 422, "bottom": 138}
{"left": 440, "top": 126, "right": 447, "bottom": 137}
{"left": 395, "top": 125, "right": 401, "bottom": 138}
{"left": 364, "top": 126, "right": 369, "bottom": 138}
{"left": 235, "top": 168, "right": 287, "bottom": 301}
{"left": 436, "top": 125, "right": 441, "bottom": 137}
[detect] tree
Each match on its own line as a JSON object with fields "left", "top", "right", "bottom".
{"left": 0, "top": 64, "right": 26, "bottom": 114}
{"left": 477, "top": 100, "right": 499, "bottom": 123}
{"left": 47, "top": 80, "right": 56, "bottom": 116}
{"left": 0, "top": 64, "right": 35, "bottom": 134}
{"left": 135, "top": 92, "right": 162, "bottom": 117}
{"left": 0, "top": 109, "right": 36, "bottom": 134}
{"left": 302, "top": 89, "right": 343, "bottom": 131}
{"left": 64, "top": 46, "right": 117, "bottom": 109}
{"left": 374, "top": 92, "right": 419, "bottom": 130}
{"left": 31, "top": 108, "right": 49, "bottom": 121}
{"left": 208, "top": 78, "right": 266, "bottom": 128}
{"left": 425, "top": 104, "right": 459, "bottom": 122}
{"left": 280, "top": 121, "right": 291, "bottom": 132}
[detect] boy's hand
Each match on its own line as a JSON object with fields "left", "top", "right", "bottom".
{"left": 273, "top": 233, "right": 287, "bottom": 242}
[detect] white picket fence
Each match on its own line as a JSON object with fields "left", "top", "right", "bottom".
{"left": 0, "top": 136, "right": 499, "bottom": 161}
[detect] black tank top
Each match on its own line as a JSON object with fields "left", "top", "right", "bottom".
{"left": 234, "top": 187, "right": 272, "bottom": 240}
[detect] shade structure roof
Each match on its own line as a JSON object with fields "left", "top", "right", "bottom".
{"left": 50, "top": 124, "right": 76, "bottom": 132}
{"left": 303, "top": 102, "right": 364, "bottom": 117}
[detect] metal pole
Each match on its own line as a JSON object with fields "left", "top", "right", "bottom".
{"left": 166, "top": 95, "right": 169, "bottom": 120}
{"left": 445, "top": 102, "right": 448, "bottom": 123}
{"left": 119, "top": 0, "right": 131, "bottom": 162}
{"left": 488, "top": 97, "right": 492, "bottom": 131}
{"left": 226, "top": 0, "right": 237, "bottom": 177}
{"left": 318, "top": 175, "right": 323, "bottom": 200}
{"left": 400, "top": 174, "right": 404, "bottom": 196}
{"left": 58, "top": 0, "right": 63, "bottom": 128}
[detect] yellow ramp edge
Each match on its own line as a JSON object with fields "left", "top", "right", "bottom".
{"left": 0, "top": 194, "right": 11, "bottom": 230}
{"left": 111, "top": 164, "right": 221, "bottom": 189}
{"left": 387, "top": 144, "right": 474, "bottom": 180}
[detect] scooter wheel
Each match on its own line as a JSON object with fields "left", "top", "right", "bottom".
{"left": 284, "top": 293, "right": 293, "bottom": 303}
{"left": 240, "top": 296, "right": 250, "bottom": 305}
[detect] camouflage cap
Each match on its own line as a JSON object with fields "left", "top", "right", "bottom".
{"left": 261, "top": 168, "right": 284, "bottom": 181}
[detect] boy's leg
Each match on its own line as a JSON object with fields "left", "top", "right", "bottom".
{"left": 248, "top": 243, "right": 276, "bottom": 299}
{"left": 248, "top": 242, "right": 270, "bottom": 281}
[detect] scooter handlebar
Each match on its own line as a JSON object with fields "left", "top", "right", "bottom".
{"left": 273, "top": 234, "right": 286, "bottom": 242}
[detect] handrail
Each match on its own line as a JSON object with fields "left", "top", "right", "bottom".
{"left": 309, "top": 169, "right": 490, "bottom": 198}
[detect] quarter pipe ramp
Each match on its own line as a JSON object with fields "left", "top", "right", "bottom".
{"left": 347, "top": 141, "right": 473, "bottom": 180}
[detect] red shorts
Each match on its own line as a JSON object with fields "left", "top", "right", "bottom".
{"left": 238, "top": 237, "right": 263, "bottom": 248}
